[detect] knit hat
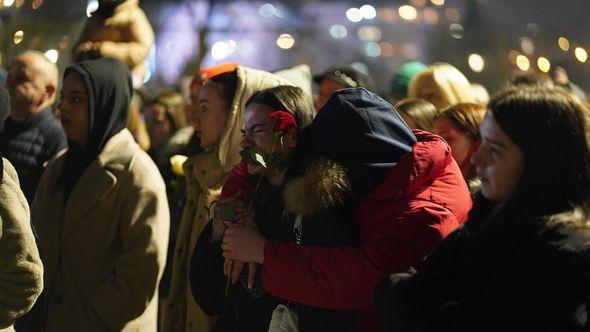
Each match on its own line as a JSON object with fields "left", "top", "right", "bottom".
{"left": 390, "top": 61, "right": 427, "bottom": 95}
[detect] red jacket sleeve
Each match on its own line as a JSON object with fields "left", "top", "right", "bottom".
{"left": 261, "top": 204, "right": 462, "bottom": 310}
{"left": 221, "top": 159, "right": 252, "bottom": 200}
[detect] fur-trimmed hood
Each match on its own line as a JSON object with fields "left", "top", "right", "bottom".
{"left": 283, "top": 157, "right": 352, "bottom": 217}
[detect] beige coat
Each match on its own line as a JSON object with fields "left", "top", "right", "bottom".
{"left": 161, "top": 66, "right": 293, "bottom": 332}
{"left": 0, "top": 158, "right": 43, "bottom": 332}
{"left": 73, "top": 0, "right": 154, "bottom": 86}
{"left": 32, "top": 129, "right": 169, "bottom": 332}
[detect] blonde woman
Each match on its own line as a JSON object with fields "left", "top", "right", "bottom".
{"left": 409, "top": 63, "right": 474, "bottom": 109}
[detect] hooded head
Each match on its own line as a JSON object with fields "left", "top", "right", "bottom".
{"left": 60, "top": 57, "right": 132, "bottom": 193}
{"left": 306, "top": 88, "right": 417, "bottom": 194}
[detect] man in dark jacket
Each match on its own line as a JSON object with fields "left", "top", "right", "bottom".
{"left": 1, "top": 50, "right": 67, "bottom": 204}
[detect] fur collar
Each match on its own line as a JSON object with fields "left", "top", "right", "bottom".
{"left": 283, "top": 157, "right": 351, "bottom": 216}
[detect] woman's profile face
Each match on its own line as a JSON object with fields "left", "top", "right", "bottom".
{"left": 433, "top": 117, "right": 477, "bottom": 176}
{"left": 59, "top": 73, "right": 90, "bottom": 147}
{"left": 195, "top": 82, "right": 229, "bottom": 148}
{"left": 471, "top": 113, "right": 524, "bottom": 201}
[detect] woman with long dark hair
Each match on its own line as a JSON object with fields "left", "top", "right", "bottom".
{"left": 376, "top": 86, "right": 590, "bottom": 331}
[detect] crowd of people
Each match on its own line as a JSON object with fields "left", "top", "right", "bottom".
{"left": 2, "top": 1, "right": 590, "bottom": 332}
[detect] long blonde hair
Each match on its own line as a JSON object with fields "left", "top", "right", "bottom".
{"left": 409, "top": 63, "right": 474, "bottom": 109}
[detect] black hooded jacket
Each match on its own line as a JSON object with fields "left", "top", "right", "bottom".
{"left": 60, "top": 57, "right": 131, "bottom": 195}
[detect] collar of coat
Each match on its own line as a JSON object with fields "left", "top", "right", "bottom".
{"left": 283, "top": 157, "right": 351, "bottom": 217}
{"left": 48, "top": 128, "right": 137, "bottom": 175}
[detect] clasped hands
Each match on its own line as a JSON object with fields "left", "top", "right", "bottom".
{"left": 211, "top": 195, "right": 266, "bottom": 289}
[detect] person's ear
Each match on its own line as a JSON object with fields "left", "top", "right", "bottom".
{"left": 284, "top": 127, "right": 298, "bottom": 148}
{"left": 45, "top": 83, "right": 56, "bottom": 100}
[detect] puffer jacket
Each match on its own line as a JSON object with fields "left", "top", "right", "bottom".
{"left": 0, "top": 108, "right": 67, "bottom": 204}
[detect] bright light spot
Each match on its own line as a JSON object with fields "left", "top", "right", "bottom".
{"left": 537, "top": 57, "right": 551, "bottom": 73}
{"left": 351, "top": 62, "right": 369, "bottom": 75}
{"left": 430, "top": 0, "right": 445, "bottom": 6}
{"left": 398, "top": 5, "right": 418, "bottom": 21}
{"left": 44, "top": 49, "right": 59, "bottom": 64}
{"left": 520, "top": 37, "right": 534, "bottom": 54}
{"left": 365, "top": 42, "right": 381, "bottom": 57}
{"left": 468, "top": 54, "right": 485, "bottom": 73}
{"left": 380, "top": 42, "right": 394, "bottom": 57}
{"left": 346, "top": 7, "right": 363, "bottom": 22}
{"left": 13, "top": 30, "right": 24, "bottom": 44}
{"left": 357, "top": 26, "right": 382, "bottom": 42}
{"left": 86, "top": 0, "right": 98, "bottom": 17}
{"left": 258, "top": 3, "right": 275, "bottom": 18}
{"left": 31, "top": 0, "right": 43, "bottom": 9}
{"left": 558, "top": 37, "right": 570, "bottom": 51}
{"left": 575, "top": 47, "right": 588, "bottom": 63}
{"left": 516, "top": 55, "right": 530, "bottom": 71}
{"left": 330, "top": 25, "right": 348, "bottom": 39}
{"left": 445, "top": 8, "right": 460, "bottom": 22}
{"left": 211, "top": 41, "right": 231, "bottom": 60}
{"left": 423, "top": 7, "right": 439, "bottom": 24}
{"left": 359, "top": 4, "right": 377, "bottom": 20}
{"left": 449, "top": 23, "right": 464, "bottom": 39}
{"left": 276, "top": 34, "right": 295, "bottom": 49}
{"left": 4, "top": 0, "right": 15, "bottom": 7}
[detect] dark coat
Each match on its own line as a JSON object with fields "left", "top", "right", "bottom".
{"left": 190, "top": 158, "right": 360, "bottom": 332}
{"left": 0, "top": 108, "right": 67, "bottom": 204}
{"left": 375, "top": 207, "right": 590, "bottom": 332}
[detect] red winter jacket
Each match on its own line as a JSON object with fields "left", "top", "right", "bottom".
{"left": 221, "top": 131, "right": 472, "bottom": 330}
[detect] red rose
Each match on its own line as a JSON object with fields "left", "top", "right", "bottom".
{"left": 269, "top": 110, "right": 297, "bottom": 133}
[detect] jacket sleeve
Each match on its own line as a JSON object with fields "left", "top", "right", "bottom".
{"left": 98, "top": 9, "right": 154, "bottom": 70}
{"left": 189, "top": 222, "right": 226, "bottom": 315}
{"left": 261, "top": 205, "right": 458, "bottom": 310}
{"left": 220, "top": 160, "right": 252, "bottom": 201}
{"left": 89, "top": 170, "right": 169, "bottom": 329}
{"left": 0, "top": 159, "right": 43, "bottom": 329}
